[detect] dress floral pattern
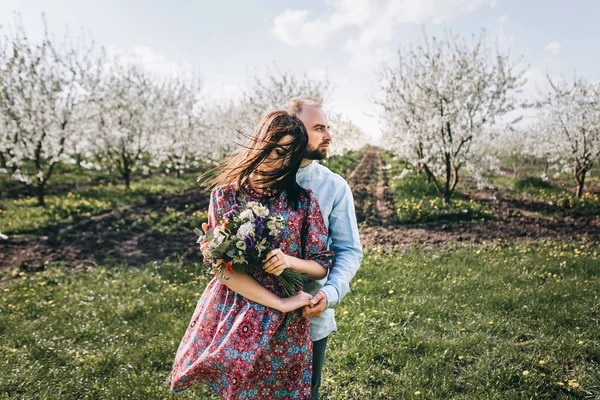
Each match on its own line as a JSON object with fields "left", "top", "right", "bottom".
{"left": 171, "top": 182, "right": 334, "bottom": 399}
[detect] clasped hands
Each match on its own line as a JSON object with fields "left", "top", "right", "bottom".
{"left": 198, "top": 225, "right": 326, "bottom": 316}
{"left": 262, "top": 248, "right": 327, "bottom": 317}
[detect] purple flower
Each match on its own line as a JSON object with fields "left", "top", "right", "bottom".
{"left": 244, "top": 235, "right": 256, "bottom": 249}
{"left": 224, "top": 209, "right": 236, "bottom": 220}
{"left": 254, "top": 216, "right": 265, "bottom": 239}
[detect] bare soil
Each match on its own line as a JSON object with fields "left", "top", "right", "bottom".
{"left": 1, "top": 148, "right": 598, "bottom": 273}
{"left": 352, "top": 147, "right": 600, "bottom": 250}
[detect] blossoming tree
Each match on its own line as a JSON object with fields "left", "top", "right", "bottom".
{"left": 378, "top": 30, "right": 526, "bottom": 203}
{"left": 533, "top": 75, "right": 600, "bottom": 197}
{"left": 0, "top": 17, "right": 97, "bottom": 205}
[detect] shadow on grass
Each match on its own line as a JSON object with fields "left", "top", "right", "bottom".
{"left": 0, "top": 187, "right": 211, "bottom": 272}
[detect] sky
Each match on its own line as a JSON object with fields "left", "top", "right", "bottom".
{"left": 1, "top": 0, "right": 599, "bottom": 143}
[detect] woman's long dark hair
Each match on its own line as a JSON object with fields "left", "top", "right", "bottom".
{"left": 201, "top": 111, "right": 309, "bottom": 208}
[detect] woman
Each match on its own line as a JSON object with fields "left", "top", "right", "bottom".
{"left": 170, "top": 111, "right": 334, "bottom": 399}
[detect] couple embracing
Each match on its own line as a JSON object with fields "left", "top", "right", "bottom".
{"left": 170, "top": 98, "right": 363, "bottom": 400}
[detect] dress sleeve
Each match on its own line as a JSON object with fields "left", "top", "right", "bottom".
{"left": 301, "top": 190, "right": 334, "bottom": 270}
{"left": 207, "top": 185, "right": 236, "bottom": 229}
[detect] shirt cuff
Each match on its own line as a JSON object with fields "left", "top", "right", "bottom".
{"left": 320, "top": 285, "right": 340, "bottom": 309}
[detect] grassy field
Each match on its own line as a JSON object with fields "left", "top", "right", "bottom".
{"left": 1, "top": 241, "right": 598, "bottom": 399}
{"left": 1, "top": 148, "right": 599, "bottom": 399}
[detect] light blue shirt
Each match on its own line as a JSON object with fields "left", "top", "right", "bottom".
{"left": 296, "top": 160, "right": 363, "bottom": 341}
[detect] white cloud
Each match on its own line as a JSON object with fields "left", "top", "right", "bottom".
{"left": 105, "top": 45, "right": 195, "bottom": 79}
{"left": 271, "top": 10, "right": 332, "bottom": 47}
{"left": 271, "top": 0, "right": 494, "bottom": 48}
{"left": 545, "top": 41, "right": 561, "bottom": 56}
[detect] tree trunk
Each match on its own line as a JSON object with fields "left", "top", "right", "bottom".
{"left": 76, "top": 153, "right": 83, "bottom": 173}
{"left": 443, "top": 152, "right": 451, "bottom": 204}
{"left": 122, "top": 154, "right": 132, "bottom": 190}
{"left": 124, "top": 168, "right": 131, "bottom": 190}
{"left": 36, "top": 181, "right": 46, "bottom": 207}
{"left": 575, "top": 167, "right": 586, "bottom": 198}
{"left": 0, "top": 151, "right": 7, "bottom": 170}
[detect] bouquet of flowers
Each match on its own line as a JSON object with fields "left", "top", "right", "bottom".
{"left": 195, "top": 199, "right": 306, "bottom": 297}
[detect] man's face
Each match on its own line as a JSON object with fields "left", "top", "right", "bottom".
{"left": 296, "top": 105, "right": 332, "bottom": 160}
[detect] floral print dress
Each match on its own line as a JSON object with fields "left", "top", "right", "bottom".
{"left": 170, "top": 182, "right": 333, "bottom": 399}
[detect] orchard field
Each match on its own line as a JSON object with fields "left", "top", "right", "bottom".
{"left": 1, "top": 146, "right": 599, "bottom": 399}
{"left": 2, "top": 12, "right": 600, "bottom": 399}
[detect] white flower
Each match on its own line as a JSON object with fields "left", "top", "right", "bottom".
{"left": 254, "top": 205, "right": 269, "bottom": 217}
{"left": 233, "top": 255, "right": 247, "bottom": 264}
{"left": 239, "top": 209, "right": 255, "bottom": 222}
{"left": 213, "top": 230, "right": 226, "bottom": 245}
{"left": 236, "top": 240, "right": 247, "bottom": 251}
{"left": 256, "top": 238, "right": 267, "bottom": 252}
{"left": 237, "top": 221, "right": 254, "bottom": 239}
{"left": 246, "top": 201, "right": 260, "bottom": 209}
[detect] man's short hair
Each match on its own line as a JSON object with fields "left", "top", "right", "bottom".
{"left": 283, "top": 97, "right": 322, "bottom": 117}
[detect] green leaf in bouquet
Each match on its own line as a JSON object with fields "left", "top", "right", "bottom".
{"left": 216, "top": 240, "right": 231, "bottom": 253}
{"left": 226, "top": 249, "right": 237, "bottom": 258}
{"left": 194, "top": 227, "right": 204, "bottom": 236}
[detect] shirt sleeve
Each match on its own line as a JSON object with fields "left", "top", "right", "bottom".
{"left": 320, "top": 182, "right": 363, "bottom": 309}
{"left": 301, "top": 190, "right": 335, "bottom": 270}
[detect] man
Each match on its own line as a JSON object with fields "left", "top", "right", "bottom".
{"left": 284, "top": 97, "right": 363, "bottom": 400}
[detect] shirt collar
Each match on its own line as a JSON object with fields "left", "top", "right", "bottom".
{"left": 297, "top": 160, "right": 316, "bottom": 175}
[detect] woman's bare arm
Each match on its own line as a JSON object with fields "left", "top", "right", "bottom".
{"left": 216, "top": 269, "right": 313, "bottom": 313}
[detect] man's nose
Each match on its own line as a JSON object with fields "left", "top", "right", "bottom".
{"left": 323, "top": 129, "right": 332, "bottom": 142}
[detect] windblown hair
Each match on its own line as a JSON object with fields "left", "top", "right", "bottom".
{"left": 283, "top": 97, "right": 322, "bottom": 117}
{"left": 202, "top": 111, "right": 309, "bottom": 208}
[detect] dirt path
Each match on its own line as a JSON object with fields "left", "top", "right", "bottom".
{"left": 350, "top": 147, "right": 600, "bottom": 250}
{"left": 348, "top": 147, "right": 396, "bottom": 225}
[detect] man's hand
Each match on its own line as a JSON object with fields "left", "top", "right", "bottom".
{"left": 302, "top": 290, "right": 327, "bottom": 318}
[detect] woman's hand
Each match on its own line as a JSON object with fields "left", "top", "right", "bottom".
{"left": 262, "top": 248, "right": 292, "bottom": 276}
{"left": 277, "top": 291, "right": 314, "bottom": 313}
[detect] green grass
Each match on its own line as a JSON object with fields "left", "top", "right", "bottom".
{"left": 1, "top": 240, "right": 598, "bottom": 399}
{"left": 482, "top": 174, "right": 600, "bottom": 219}
{"left": 0, "top": 172, "right": 204, "bottom": 235}
{"left": 321, "top": 147, "right": 367, "bottom": 178}
{"left": 381, "top": 151, "right": 495, "bottom": 224}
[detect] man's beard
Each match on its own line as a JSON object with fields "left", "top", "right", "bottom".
{"left": 304, "top": 145, "right": 328, "bottom": 160}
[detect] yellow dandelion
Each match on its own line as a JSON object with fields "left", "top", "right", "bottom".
{"left": 415, "top": 391, "right": 421, "bottom": 396}
{"left": 458, "top": 356, "right": 464, "bottom": 361}
{"left": 522, "top": 370, "right": 529, "bottom": 376}
{"left": 538, "top": 360, "right": 546, "bottom": 365}
{"left": 578, "top": 340, "right": 584, "bottom": 345}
